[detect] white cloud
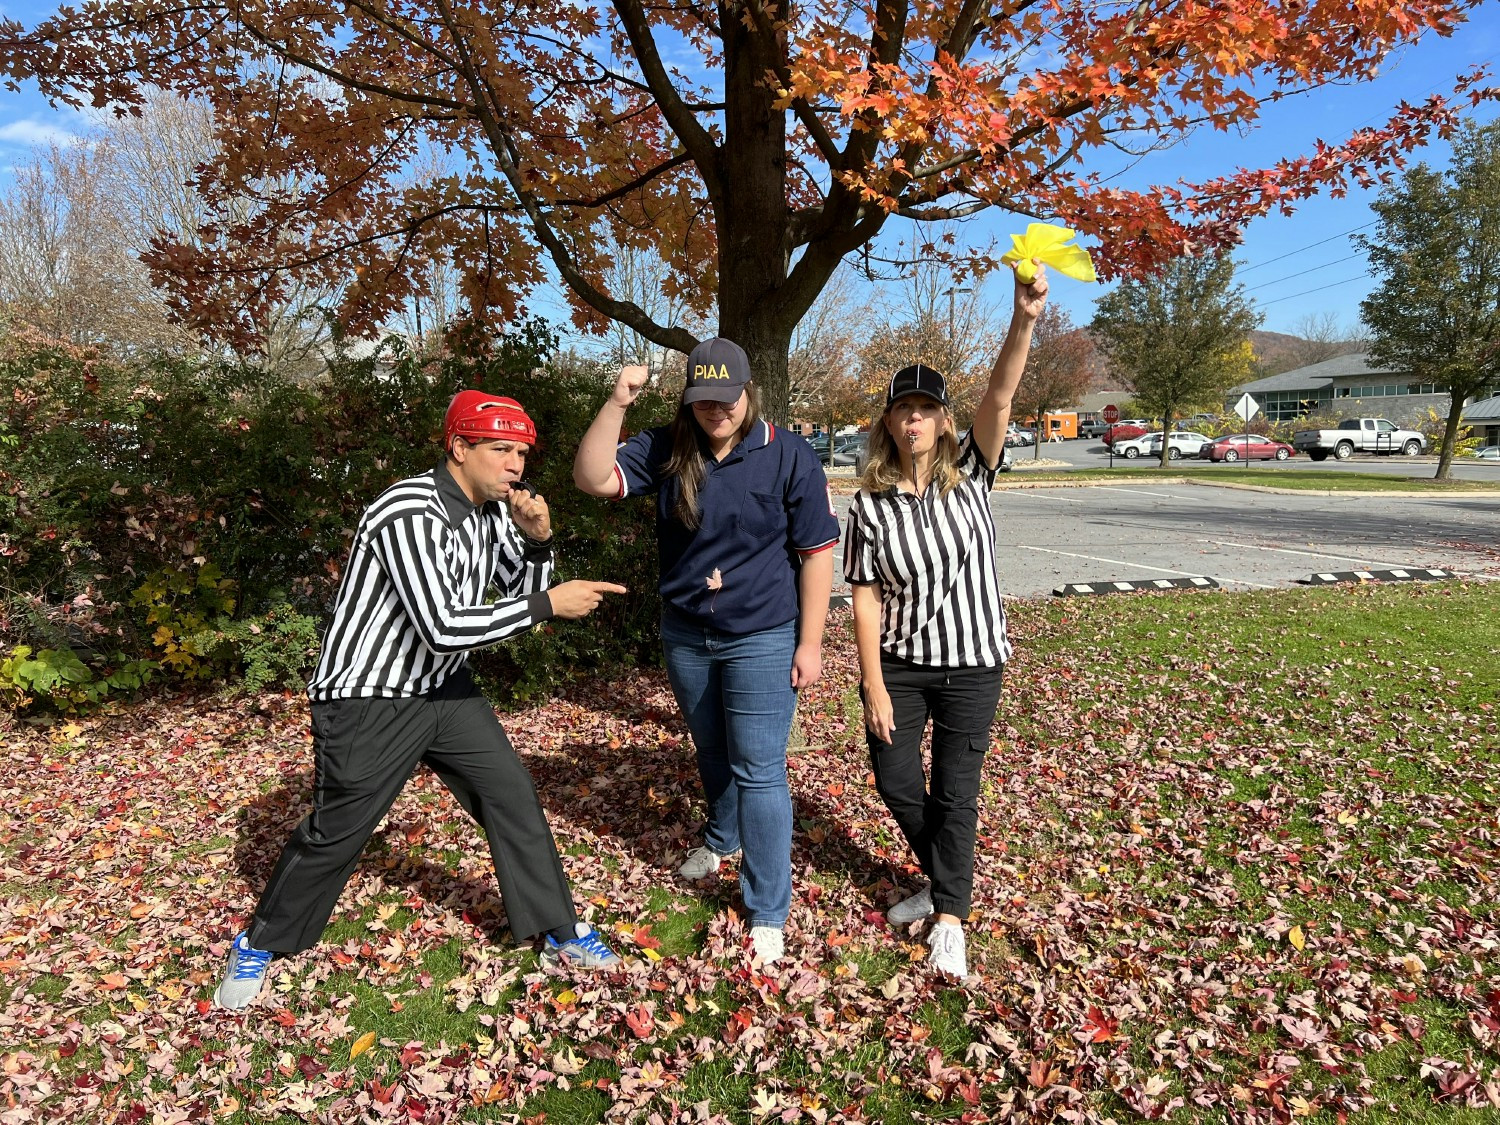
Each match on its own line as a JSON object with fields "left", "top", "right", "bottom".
{"left": 0, "top": 118, "right": 82, "bottom": 147}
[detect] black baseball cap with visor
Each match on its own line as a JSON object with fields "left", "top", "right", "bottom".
{"left": 885, "top": 363, "right": 950, "bottom": 410}
{"left": 684, "top": 338, "right": 752, "bottom": 404}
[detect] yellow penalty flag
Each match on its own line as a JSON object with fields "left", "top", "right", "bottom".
{"left": 1001, "top": 222, "right": 1097, "bottom": 284}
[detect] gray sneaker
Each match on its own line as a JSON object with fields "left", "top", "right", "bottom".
{"left": 887, "top": 886, "right": 934, "bottom": 926}
{"left": 541, "top": 922, "right": 623, "bottom": 970}
{"left": 678, "top": 845, "right": 735, "bottom": 880}
{"left": 214, "top": 931, "right": 274, "bottom": 1010}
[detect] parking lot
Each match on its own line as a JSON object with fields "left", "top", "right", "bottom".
{"left": 1009, "top": 437, "right": 1500, "bottom": 481}
{"left": 829, "top": 478, "right": 1500, "bottom": 598}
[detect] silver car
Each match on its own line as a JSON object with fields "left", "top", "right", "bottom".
{"left": 1147, "top": 430, "right": 1213, "bottom": 460}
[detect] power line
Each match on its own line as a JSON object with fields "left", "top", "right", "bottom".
{"left": 1237, "top": 222, "right": 1374, "bottom": 274}
{"left": 1244, "top": 251, "right": 1364, "bottom": 292}
{"left": 1255, "top": 274, "right": 1370, "bottom": 308}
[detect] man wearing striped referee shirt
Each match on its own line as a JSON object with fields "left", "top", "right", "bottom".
{"left": 215, "top": 392, "right": 628, "bottom": 1009}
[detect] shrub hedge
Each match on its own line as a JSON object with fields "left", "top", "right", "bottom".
{"left": 0, "top": 324, "right": 676, "bottom": 709}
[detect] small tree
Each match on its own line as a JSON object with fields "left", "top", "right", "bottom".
{"left": 1013, "top": 306, "right": 1092, "bottom": 459}
{"left": 1357, "top": 119, "right": 1500, "bottom": 480}
{"left": 787, "top": 268, "right": 873, "bottom": 452}
{"left": 1090, "top": 253, "right": 1263, "bottom": 467}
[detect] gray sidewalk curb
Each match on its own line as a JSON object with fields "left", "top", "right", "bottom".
{"left": 990, "top": 476, "right": 1500, "bottom": 499}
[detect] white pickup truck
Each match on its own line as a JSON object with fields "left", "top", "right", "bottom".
{"left": 1292, "top": 417, "right": 1426, "bottom": 461}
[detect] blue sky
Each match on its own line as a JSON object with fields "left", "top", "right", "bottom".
{"left": 2, "top": 0, "right": 1497, "bottom": 340}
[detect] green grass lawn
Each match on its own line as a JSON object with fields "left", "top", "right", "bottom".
{"left": 3, "top": 582, "right": 1497, "bottom": 1123}
{"left": 1004, "top": 467, "right": 1499, "bottom": 491}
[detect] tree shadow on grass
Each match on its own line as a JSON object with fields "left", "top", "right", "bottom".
{"left": 230, "top": 768, "right": 515, "bottom": 946}
{"left": 228, "top": 715, "right": 908, "bottom": 949}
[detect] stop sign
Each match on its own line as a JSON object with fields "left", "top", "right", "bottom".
{"left": 1102, "top": 404, "right": 1120, "bottom": 423}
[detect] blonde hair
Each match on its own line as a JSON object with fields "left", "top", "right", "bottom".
{"left": 858, "top": 406, "right": 963, "bottom": 496}
{"left": 663, "top": 384, "right": 762, "bottom": 529}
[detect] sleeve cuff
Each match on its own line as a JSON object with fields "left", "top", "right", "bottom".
{"left": 527, "top": 590, "right": 555, "bottom": 623}
{"left": 521, "top": 534, "right": 555, "bottom": 562}
{"left": 795, "top": 540, "right": 837, "bottom": 557}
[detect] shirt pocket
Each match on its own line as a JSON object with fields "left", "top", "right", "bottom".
{"left": 736, "top": 490, "right": 785, "bottom": 540}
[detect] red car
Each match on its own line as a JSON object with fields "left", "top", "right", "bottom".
{"left": 1201, "top": 434, "right": 1295, "bottom": 462}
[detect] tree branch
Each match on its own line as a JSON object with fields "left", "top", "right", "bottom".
{"left": 426, "top": 0, "right": 696, "bottom": 353}
{"left": 741, "top": 0, "right": 845, "bottom": 170}
{"left": 554, "top": 150, "right": 694, "bottom": 209}
{"left": 609, "top": 0, "right": 722, "bottom": 200}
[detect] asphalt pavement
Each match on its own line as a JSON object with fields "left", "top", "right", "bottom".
{"left": 826, "top": 443, "right": 1500, "bottom": 598}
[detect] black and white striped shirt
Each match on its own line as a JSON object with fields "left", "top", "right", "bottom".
{"left": 307, "top": 463, "right": 554, "bottom": 701}
{"left": 842, "top": 433, "right": 1011, "bottom": 668}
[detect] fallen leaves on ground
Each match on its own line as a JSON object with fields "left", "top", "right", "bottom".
{"left": 2, "top": 583, "right": 1497, "bottom": 1123}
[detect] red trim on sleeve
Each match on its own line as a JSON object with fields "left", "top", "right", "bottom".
{"left": 795, "top": 540, "right": 837, "bottom": 557}
{"left": 611, "top": 463, "right": 627, "bottom": 500}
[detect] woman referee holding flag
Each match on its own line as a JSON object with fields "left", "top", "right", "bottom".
{"left": 843, "top": 261, "right": 1048, "bottom": 980}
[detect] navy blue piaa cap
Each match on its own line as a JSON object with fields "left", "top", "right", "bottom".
{"left": 886, "top": 363, "right": 949, "bottom": 408}
{"left": 684, "top": 338, "right": 752, "bottom": 403}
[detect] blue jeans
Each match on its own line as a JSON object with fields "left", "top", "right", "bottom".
{"left": 661, "top": 613, "right": 797, "bottom": 929}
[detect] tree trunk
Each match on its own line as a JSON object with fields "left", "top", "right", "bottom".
{"left": 1435, "top": 391, "right": 1465, "bottom": 480}
{"left": 715, "top": 6, "right": 796, "bottom": 422}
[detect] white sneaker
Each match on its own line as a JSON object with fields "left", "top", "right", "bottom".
{"left": 927, "top": 921, "right": 968, "bottom": 979}
{"left": 678, "top": 845, "right": 734, "bottom": 880}
{"left": 749, "top": 926, "right": 784, "bottom": 966}
{"left": 887, "top": 886, "right": 933, "bottom": 926}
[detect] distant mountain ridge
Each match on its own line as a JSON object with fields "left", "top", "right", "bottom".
{"left": 1074, "top": 328, "right": 1364, "bottom": 393}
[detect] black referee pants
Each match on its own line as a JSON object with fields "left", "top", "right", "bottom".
{"left": 866, "top": 656, "right": 1004, "bottom": 920}
{"left": 248, "top": 671, "right": 577, "bottom": 954}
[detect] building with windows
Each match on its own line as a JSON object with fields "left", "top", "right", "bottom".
{"left": 1227, "top": 353, "right": 1480, "bottom": 425}
{"left": 1461, "top": 392, "right": 1500, "bottom": 446}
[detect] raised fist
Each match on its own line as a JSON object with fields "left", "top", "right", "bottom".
{"left": 612, "top": 365, "right": 650, "bottom": 407}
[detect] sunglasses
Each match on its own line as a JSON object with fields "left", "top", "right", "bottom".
{"left": 690, "top": 395, "right": 742, "bottom": 415}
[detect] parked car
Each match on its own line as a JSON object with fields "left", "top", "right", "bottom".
{"left": 1101, "top": 422, "right": 1149, "bottom": 446}
{"left": 1147, "top": 430, "right": 1212, "bottom": 459}
{"left": 1201, "top": 433, "right": 1295, "bottom": 462}
{"left": 807, "top": 433, "right": 832, "bottom": 457}
{"left": 1471, "top": 445, "right": 1500, "bottom": 460}
{"left": 1110, "top": 432, "right": 1161, "bottom": 459}
{"left": 1077, "top": 414, "right": 1108, "bottom": 439}
{"left": 1292, "top": 417, "right": 1426, "bottom": 460}
{"left": 831, "top": 433, "right": 867, "bottom": 466}
{"left": 1004, "top": 425, "right": 1035, "bottom": 448}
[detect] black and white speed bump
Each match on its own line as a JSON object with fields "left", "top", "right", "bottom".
{"left": 1301, "top": 568, "right": 1456, "bottom": 586}
{"left": 1052, "top": 576, "right": 1220, "bottom": 597}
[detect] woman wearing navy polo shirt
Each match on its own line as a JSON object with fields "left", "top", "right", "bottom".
{"left": 574, "top": 340, "right": 838, "bottom": 966}
{"left": 844, "top": 264, "right": 1048, "bottom": 981}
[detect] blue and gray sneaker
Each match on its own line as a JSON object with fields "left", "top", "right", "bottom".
{"left": 541, "top": 922, "right": 623, "bottom": 970}
{"left": 214, "top": 931, "right": 274, "bottom": 1010}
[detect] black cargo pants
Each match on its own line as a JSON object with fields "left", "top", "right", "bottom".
{"left": 865, "top": 656, "right": 1004, "bottom": 920}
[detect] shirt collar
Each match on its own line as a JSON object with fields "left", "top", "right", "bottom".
{"left": 434, "top": 460, "right": 481, "bottom": 527}
{"left": 700, "top": 419, "right": 776, "bottom": 465}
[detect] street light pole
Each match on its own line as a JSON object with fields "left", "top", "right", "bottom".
{"left": 944, "top": 286, "right": 973, "bottom": 344}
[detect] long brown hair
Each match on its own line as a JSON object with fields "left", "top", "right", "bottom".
{"left": 663, "top": 384, "right": 762, "bottom": 529}
{"left": 859, "top": 406, "right": 963, "bottom": 496}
